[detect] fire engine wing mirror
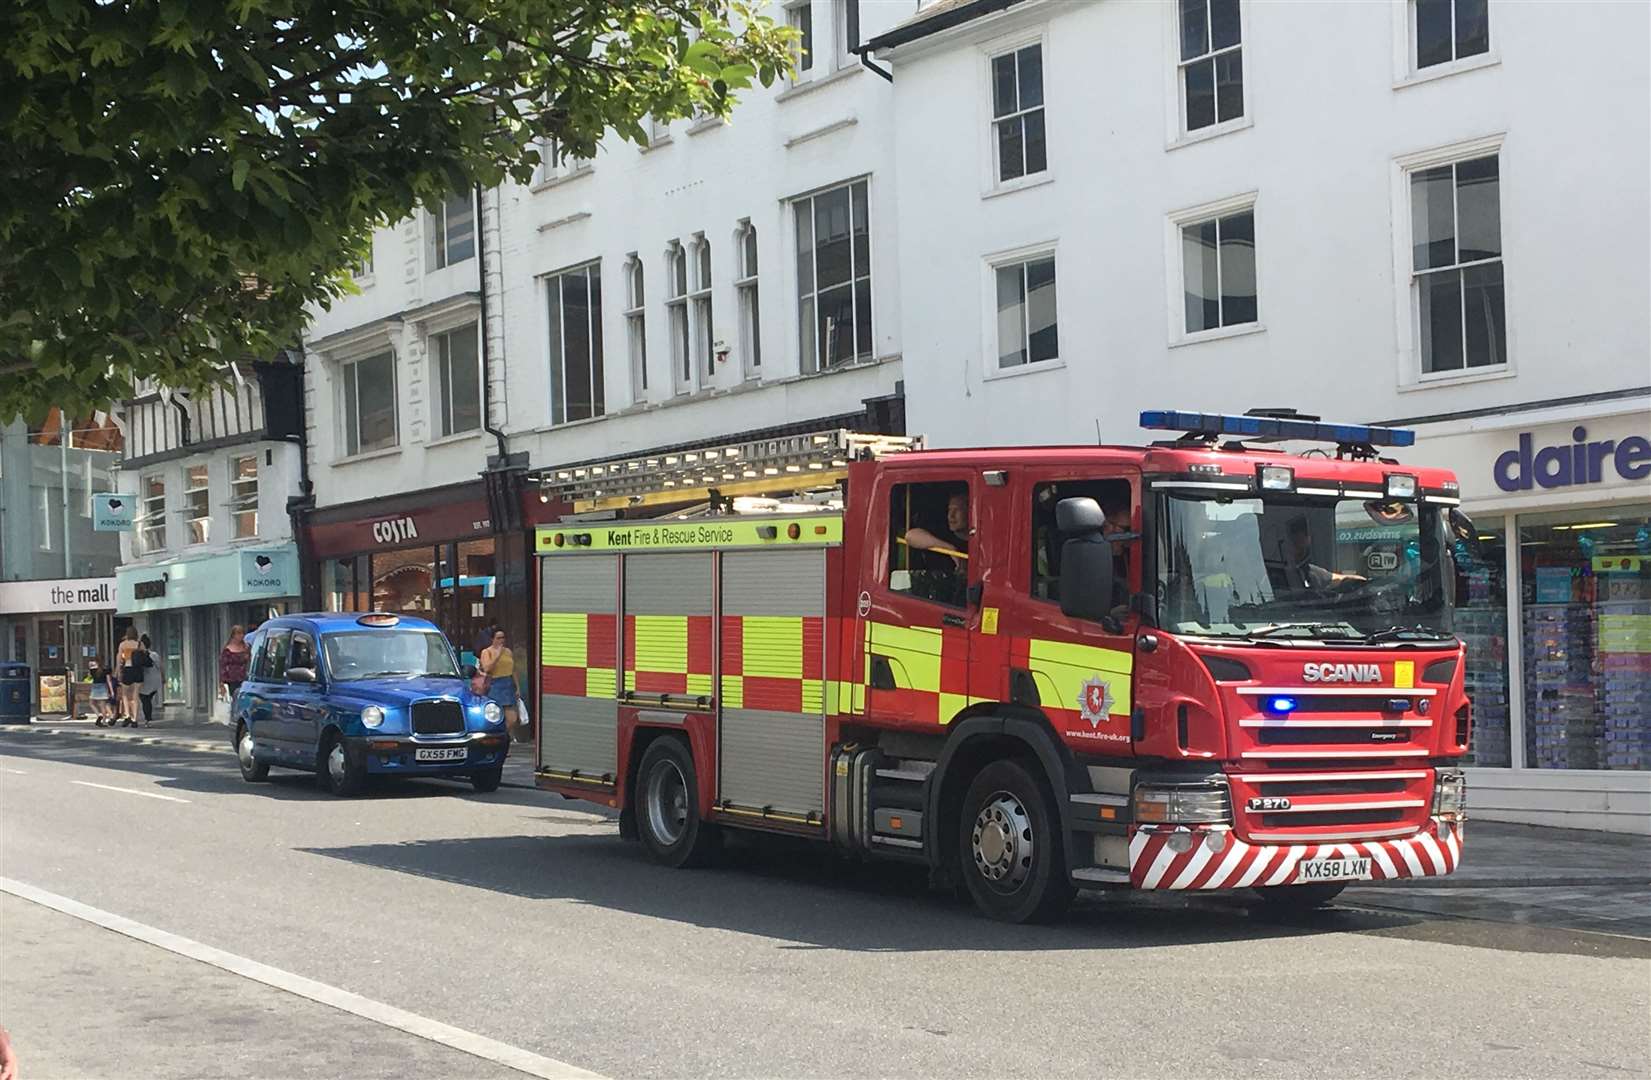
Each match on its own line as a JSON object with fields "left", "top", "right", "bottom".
{"left": 1058, "top": 536, "right": 1114, "bottom": 624}
{"left": 1055, "top": 496, "right": 1107, "bottom": 535}
{"left": 1447, "top": 507, "right": 1480, "bottom": 553}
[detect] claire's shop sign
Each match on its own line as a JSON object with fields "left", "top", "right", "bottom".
{"left": 1495, "top": 426, "right": 1651, "bottom": 492}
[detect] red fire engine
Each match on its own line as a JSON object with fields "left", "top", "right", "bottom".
{"left": 533, "top": 411, "right": 1473, "bottom": 922}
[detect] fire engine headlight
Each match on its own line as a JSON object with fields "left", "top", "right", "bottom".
{"left": 1133, "top": 782, "right": 1232, "bottom": 825}
{"left": 1257, "top": 465, "right": 1294, "bottom": 492}
{"left": 1386, "top": 473, "right": 1418, "bottom": 499}
{"left": 360, "top": 705, "right": 386, "bottom": 729}
{"left": 1432, "top": 769, "right": 1466, "bottom": 821}
{"left": 483, "top": 701, "right": 502, "bottom": 725}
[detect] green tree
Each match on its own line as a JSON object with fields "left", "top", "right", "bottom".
{"left": 0, "top": 0, "right": 793, "bottom": 421}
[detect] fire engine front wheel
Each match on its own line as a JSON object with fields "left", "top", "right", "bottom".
{"left": 957, "top": 759, "right": 1075, "bottom": 924}
{"left": 636, "top": 737, "right": 719, "bottom": 869}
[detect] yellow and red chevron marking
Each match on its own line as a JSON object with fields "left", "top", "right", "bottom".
{"left": 540, "top": 612, "right": 617, "bottom": 698}
{"left": 720, "top": 615, "right": 825, "bottom": 713}
{"left": 624, "top": 614, "right": 714, "bottom": 697}
{"left": 1128, "top": 819, "right": 1462, "bottom": 890}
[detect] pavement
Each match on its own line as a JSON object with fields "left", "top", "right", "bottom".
{"left": 2, "top": 726, "right": 1649, "bottom": 1079}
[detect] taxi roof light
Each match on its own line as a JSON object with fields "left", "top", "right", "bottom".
{"left": 356, "top": 613, "right": 400, "bottom": 627}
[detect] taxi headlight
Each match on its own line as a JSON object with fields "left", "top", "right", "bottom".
{"left": 1432, "top": 769, "right": 1466, "bottom": 820}
{"left": 1133, "top": 781, "right": 1232, "bottom": 825}
{"left": 483, "top": 701, "right": 502, "bottom": 724}
{"left": 360, "top": 705, "right": 386, "bottom": 729}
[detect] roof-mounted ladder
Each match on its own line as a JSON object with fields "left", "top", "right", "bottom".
{"left": 537, "top": 429, "right": 922, "bottom": 514}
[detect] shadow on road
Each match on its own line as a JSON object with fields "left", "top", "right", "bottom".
{"left": 0, "top": 731, "right": 550, "bottom": 810}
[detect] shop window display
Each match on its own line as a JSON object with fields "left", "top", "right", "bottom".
{"left": 1453, "top": 523, "right": 1510, "bottom": 766}
{"left": 372, "top": 547, "right": 436, "bottom": 615}
{"left": 1519, "top": 506, "right": 1651, "bottom": 771}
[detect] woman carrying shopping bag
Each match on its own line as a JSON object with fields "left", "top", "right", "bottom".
{"left": 218, "top": 625, "right": 251, "bottom": 724}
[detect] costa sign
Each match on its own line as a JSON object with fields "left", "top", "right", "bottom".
{"left": 1495, "top": 426, "right": 1651, "bottom": 492}
{"left": 371, "top": 516, "right": 420, "bottom": 545}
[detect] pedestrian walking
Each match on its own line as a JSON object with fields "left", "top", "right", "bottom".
{"left": 116, "top": 626, "right": 141, "bottom": 727}
{"left": 138, "top": 633, "right": 162, "bottom": 726}
{"left": 219, "top": 625, "right": 251, "bottom": 721}
{"left": 89, "top": 659, "right": 116, "bottom": 726}
{"left": 478, "top": 627, "right": 523, "bottom": 738}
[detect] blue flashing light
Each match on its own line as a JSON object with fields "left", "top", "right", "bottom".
{"left": 1267, "top": 696, "right": 1298, "bottom": 714}
{"left": 1140, "top": 410, "right": 1416, "bottom": 448}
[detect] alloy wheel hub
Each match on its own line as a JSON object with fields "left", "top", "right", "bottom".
{"left": 972, "top": 792, "right": 1033, "bottom": 888}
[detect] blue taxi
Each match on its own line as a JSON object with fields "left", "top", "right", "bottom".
{"left": 232, "top": 613, "right": 509, "bottom": 795}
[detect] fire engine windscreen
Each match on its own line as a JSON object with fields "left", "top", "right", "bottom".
{"left": 1154, "top": 492, "right": 1455, "bottom": 641}
{"left": 323, "top": 631, "right": 462, "bottom": 680}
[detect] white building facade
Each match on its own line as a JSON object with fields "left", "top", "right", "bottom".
{"left": 868, "top": 0, "right": 1651, "bottom": 830}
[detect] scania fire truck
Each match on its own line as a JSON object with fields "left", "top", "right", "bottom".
{"left": 533, "top": 411, "right": 1474, "bottom": 922}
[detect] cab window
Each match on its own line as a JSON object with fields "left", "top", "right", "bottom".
{"left": 889, "top": 481, "right": 971, "bottom": 607}
{"left": 1030, "top": 479, "right": 1133, "bottom": 604}
{"left": 257, "top": 630, "right": 292, "bottom": 680}
{"left": 289, "top": 632, "right": 316, "bottom": 674}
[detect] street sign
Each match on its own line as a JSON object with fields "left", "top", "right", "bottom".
{"left": 92, "top": 492, "right": 136, "bottom": 531}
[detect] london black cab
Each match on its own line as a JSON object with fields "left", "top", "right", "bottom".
{"left": 233, "top": 613, "right": 509, "bottom": 795}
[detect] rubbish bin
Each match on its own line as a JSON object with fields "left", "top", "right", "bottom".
{"left": 0, "top": 663, "right": 30, "bottom": 724}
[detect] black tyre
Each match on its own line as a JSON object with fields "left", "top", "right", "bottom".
{"left": 470, "top": 766, "right": 503, "bottom": 793}
{"left": 319, "top": 732, "right": 365, "bottom": 797}
{"left": 957, "top": 759, "right": 1075, "bottom": 924}
{"left": 635, "top": 737, "right": 719, "bottom": 868}
{"left": 1251, "top": 883, "right": 1346, "bottom": 914}
{"left": 236, "top": 724, "right": 269, "bottom": 782}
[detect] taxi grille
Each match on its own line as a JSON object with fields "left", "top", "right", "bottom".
{"left": 411, "top": 699, "right": 464, "bottom": 736}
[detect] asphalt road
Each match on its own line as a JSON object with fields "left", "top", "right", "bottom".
{"left": 2, "top": 735, "right": 1648, "bottom": 1080}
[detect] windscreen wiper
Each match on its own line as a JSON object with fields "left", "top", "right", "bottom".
{"left": 1363, "top": 624, "right": 1452, "bottom": 643}
{"left": 1246, "top": 622, "right": 1365, "bottom": 640}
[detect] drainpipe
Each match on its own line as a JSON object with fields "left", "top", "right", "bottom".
{"left": 475, "top": 183, "right": 508, "bottom": 464}
{"left": 849, "top": 0, "right": 894, "bottom": 83}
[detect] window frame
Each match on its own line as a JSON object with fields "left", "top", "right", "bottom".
{"left": 1025, "top": 475, "right": 1140, "bottom": 608}
{"left": 983, "top": 242, "right": 1062, "bottom": 379}
{"left": 340, "top": 350, "right": 400, "bottom": 457}
{"left": 532, "top": 136, "right": 594, "bottom": 188}
{"left": 230, "top": 455, "right": 258, "bottom": 540}
{"left": 1395, "top": 0, "right": 1498, "bottom": 87}
{"left": 1390, "top": 133, "right": 1513, "bottom": 390}
{"left": 289, "top": 630, "right": 317, "bottom": 676}
{"left": 985, "top": 36, "right": 1050, "bottom": 192}
{"left": 184, "top": 463, "right": 211, "bottom": 546}
{"left": 140, "top": 473, "right": 167, "bottom": 554}
{"left": 666, "top": 240, "right": 693, "bottom": 395}
{"left": 785, "top": 1, "right": 815, "bottom": 83}
{"left": 884, "top": 478, "right": 976, "bottom": 611}
{"left": 427, "top": 191, "right": 476, "bottom": 271}
{"left": 623, "top": 253, "right": 649, "bottom": 402}
{"left": 1164, "top": 191, "right": 1265, "bottom": 347}
{"left": 544, "top": 260, "right": 606, "bottom": 426}
{"left": 1164, "top": 0, "right": 1252, "bottom": 149}
{"left": 792, "top": 176, "right": 875, "bottom": 374}
{"left": 734, "top": 220, "right": 761, "bottom": 380}
{"left": 690, "top": 233, "right": 716, "bottom": 381}
{"left": 431, "top": 321, "right": 482, "bottom": 439}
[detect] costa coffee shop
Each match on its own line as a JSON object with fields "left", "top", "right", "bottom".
{"left": 1404, "top": 395, "right": 1651, "bottom": 833}
{"left": 306, "top": 481, "right": 525, "bottom": 669}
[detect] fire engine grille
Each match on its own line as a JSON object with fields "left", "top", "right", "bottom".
{"left": 411, "top": 699, "right": 464, "bottom": 736}
{"left": 1228, "top": 768, "right": 1434, "bottom": 841}
{"left": 1254, "top": 726, "right": 1416, "bottom": 746}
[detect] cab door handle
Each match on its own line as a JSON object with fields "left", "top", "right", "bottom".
{"left": 942, "top": 614, "right": 966, "bottom": 629}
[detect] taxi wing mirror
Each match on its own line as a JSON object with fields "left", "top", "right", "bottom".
{"left": 461, "top": 664, "right": 480, "bottom": 680}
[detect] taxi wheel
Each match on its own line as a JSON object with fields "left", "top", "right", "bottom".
{"left": 1251, "top": 883, "right": 1346, "bottom": 915}
{"left": 636, "top": 737, "right": 719, "bottom": 869}
{"left": 956, "top": 759, "right": 1075, "bottom": 924}
{"left": 319, "top": 733, "right": 364, "bottom": 797}
{"left": 236, "top": 724, "right": 269, "bottom": 782}
{"left": 470, "top": 766, "right": 503, "bottom": 793}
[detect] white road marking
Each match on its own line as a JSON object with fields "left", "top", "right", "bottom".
{"left": 0, "top": 876, "right": 607, "bottom": 1080}
{"left": 69, "top": 780, "right": 190, "bottom": 803}
{"left": 1, "top": 767, "right": 26, "bottom": 775}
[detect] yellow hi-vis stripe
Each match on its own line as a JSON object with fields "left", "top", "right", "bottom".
{"left": 587, "top": 668, "right": 616, "bottom": 698}
{"left": 1027, "top": 638, "right": 1135, "bottom": 676}
{"left": 742, "top": 616, "right": 804, "bottom": 679}
{"left": 867, "top": 622, "right": 942, "bottom": 692}
{"left": 1027, "top": 638, "right": 1135, "bottom": 717}
{"left": 720, "top": 675, "right": 744, "bottom": 709}
{"left": 540, "top": 613, "right": 588, "bottom": 667}
{"left": 632, "top": 615, "right": 688, "bottom": 673}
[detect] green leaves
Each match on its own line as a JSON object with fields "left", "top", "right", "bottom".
{"left": 0, "top": 0, "right": 792, "bottom": 421}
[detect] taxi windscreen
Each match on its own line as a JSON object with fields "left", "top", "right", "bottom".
{"left": 322, "top": 630, "right": 460, "bottom": 680}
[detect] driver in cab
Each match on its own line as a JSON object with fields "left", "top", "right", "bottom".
{"left": 903, "top": 491, "right": 970, "bottom": 605}
{"left": 1277, "top": 516, "right": 1365, "bottom": 592}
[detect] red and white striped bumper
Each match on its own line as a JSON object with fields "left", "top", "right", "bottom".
{"left": 1129, "top": 818, "right": 1463, "bottom": 891}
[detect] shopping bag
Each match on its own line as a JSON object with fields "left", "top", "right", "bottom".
{"left": 212, "top": 688, "right": 231, "bottom": 725}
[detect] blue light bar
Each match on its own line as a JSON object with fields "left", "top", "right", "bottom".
{"left": 1140, "top": 410, "right": 1416, "bottom": 448}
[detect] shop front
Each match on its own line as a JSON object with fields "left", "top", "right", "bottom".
{"left": 116, "top": 547, "right": 299, "bottom": 716}
{"left": 1408, "top": 398, "right": 1651, "bottom": 832}
{"left": 306, "top": 483, "right": 516, "bottom": 669}
{"left": 0, "top": 577, "right": 123, "bottom": 716}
